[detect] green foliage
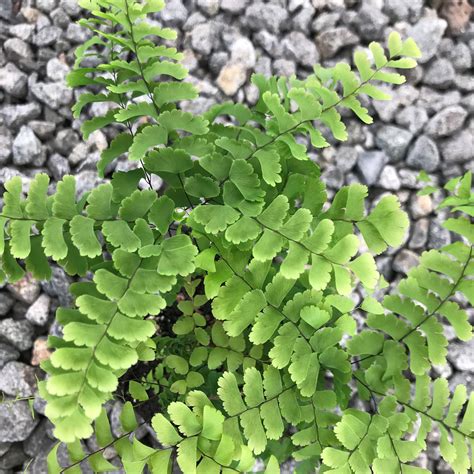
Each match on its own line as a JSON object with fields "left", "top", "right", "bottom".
{"left": 0, "top": 1, "right": 472, "bottom": 472}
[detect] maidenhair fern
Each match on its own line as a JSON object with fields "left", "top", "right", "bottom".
{"left": 0, "top": 0, "right": 472, "bottom": 472}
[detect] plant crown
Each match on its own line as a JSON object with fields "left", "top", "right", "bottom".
{"left": 0, "top": 0, "right": 473, "bottom": 472}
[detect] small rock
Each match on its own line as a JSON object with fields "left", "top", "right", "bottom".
{"left": 382, "top": 0, "right": 423, "bottom": 21}
{"left": 398, "top": 169, "right": 428, "bottom": 190}
{"left": 335, "top": 146, "right": 358, "bottom": 172}
{"left": 190, "top": 22, "right": 220, "bottom": 55}
{"left": 395, "top": 106, "right": 428, "bottom": 135}
{"left": 60, "top": 0, "right": 82, "bottom": 16}
{"left": 454, "top": 74, "right": 474, "bottom": 93}
{"left": 0, "top": 400, "right": 38, "bottom": 442}
{"left": 281, "top": 31, "right": 319, "bottom": 67}
{"left": 448, "top": 340, "right": 474, "bottom": 372}
{"left": 0, "top": 127, "right": 12, "bottom": 165}
{"left": 393, "top": 250, "right": 419, "bottom": 275}
{"left": 229, "top": 37, "right": 256, "bottom": 69}
{"left": 0, "top": 293, "right": 14, "bottom": 316}
{"left": 28, "top": 121, "right": 56, "bottom": 140}
{"left": 46, "top": 57, "right": 70, "bottom": 82}
{"left": 0, "top": 443, "right": 27, "bottom": 470}
{"left": 273, "top": 58, "right": 296, "bottom": 76}
{"left": 245, "top": 2, "right": 289, "bottom": 34}
{"left": 0, "top": 103, "right": 42, "bottom": 129}
{"left": 410, "top": 194, "right": 433, "bottom": 219}
{"left": 439, "top": 0, "right": 473, "bottom": 35}
{"left": 440, "top": 130, "right": 474, "bottom": 163}
{"left": 0, "top": 362, "right": 38, "bottom": 397}
{"left": 317, "top": 27, "right": 358, "bottom": 58}
{"left": 417, "top": 87, "right": 461, "bottom": 115}
{"left": 292, "top": 5, "right": 315, "bottom": 31}
{"left": 0, "top": 63, "right": 28, "bottom": 98}
{"left": 75, "top": 170, "right": 105, "bottom": 198}
{"left": 409, "top": 218, "right": 429, "bottom": 249}
{"left": 0, "top": 0, "right": 12, "bottom": 20}
{"left": 66, "top": 22, "right": 91, "bottom": 43}
{"left": 322, "top": 167, "right": 344, "bottom": 189}
{"left": 423, "top": 59, "right": 455, "bottom": 89}
{"left": 23, "top": 420, "right": 55, "bottom": 459}
{"left": 196, "top": 0, "right": 219, "bottom": 15}
{"left": 356, "top": 150, "right": 389, "bottom": 185}
{"left": 3, "top": 38, "right": 34, "bottom": 66}
{"left": 428, "top": 220, "right": 451, "bottom": 249}
{"left": 221, "top": 0, "right": 248, "bottom": 13}
{"left": 375, "top": 125, "right": 413, "bottom": 162}
{"left": 48, "top": 153, "right": 71, "bottom": 181}
{"left": 0, "top": 343, "right": 19, "bottom": 370}
{"left": 160, "top": 0, "right": 188, "bottom": 26}
{"left": 0, "top": 319, "right": 34, "bottom": 352}
{"left": 408, "top": 14, "right": 447, "bottom": 64}
{"left": 352, "top": 3, "right": 388, "bottom": 41}
{"left": 425, "top": 106, "right": 467, "bottom": 138}
{"left": 216, "top": 62, "right": 247, "bottom": 96}
{"left": 31, "top": 337, "right": 52, "bottom": 366}
{"left": 444, "top": 42, "right": 472, "bottom": 71}
{"left": 25, "top": 294, "right": 51, "bottom": 326}
{"left": 36, "top": 0, "right": 58, "bottom": 12}
{"left": 12, "top": 126, "right": 44, "bottom": 166}
{"left": 30, "top": 81, "right": 73, "bottom": 110}
{"left": 378, "top": 165, "right": 401, "bottom": 191}
{"left": 254, "top": 30, "right": 281, "bottom": 57}
{"left": 406, "top": 135, "right": 440, "bottom": 172}
{"left": 34, "top": 25, "right": 62, "bottom": 47}
{"left": 7, "top": 274, "right": 41, "bottom": 304}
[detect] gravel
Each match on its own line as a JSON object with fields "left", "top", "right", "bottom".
{"left": 0, "top": 0, "right": 472, "bottom": 470}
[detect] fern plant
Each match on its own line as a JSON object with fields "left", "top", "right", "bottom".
{"left": 0, "top": 0, "right": 472, "bottom": 472}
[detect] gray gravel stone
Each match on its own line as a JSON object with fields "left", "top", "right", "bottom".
{"left": 335, "top": 146, "right": 358, "bottom": 172}
{"left": 48, "top": 153, "right": 71, "bottom": 181}
{"left": 60, "top": 0, "right": 81, "bottom": 16}
{"left": 229, "top": 37, "right": 256, "bottom": 69}
{"left": 221, "top": 0, "right": 248, "bottom": 13}
{"left": 352, "top": 3, "right": 388, "bottom": 41}
{"left": 0, "top": 0, "right": 12, "bottom": 20}
{"left": 46, "top": 57, "right": 70, "bottom": 82}
{"left": 281, "top": 31, "right": 318, "bottom": 67}
{"left": 425, "top": 105, "right": 468, "bottom": 138}
{"left": 0, "top": 400, "right": 38, "bottom": 442}
{"left": 0, "top": 292, "right": 14, "bottom": 316}
{"left": 378, "top": 165, "right": 401, "bottom": 191}
{"left": 0, "top": 362, "right": 38, "bottom": 397}
{"left": 190, "top": 22, "right": 220, "bottom": 55}
{"left": 34, "top": 26, "right": 63, "bottom": 47}
{"left": 0, "top": 444, "right": 27, "bottom": 470}
{"left": 408, "top": 15, "right": 447, "bottom": 64}
{"left": 25, "top": 294, "right": 51, "bottom": 326}
{"left": 0, "top": 343, "right": 19, "bottom": 370}
{"left": 23, "top": 420, "right": 55, "bottom": 458}
{"left": 428, "top": 220, "right": 451, "bottom": 249}
{"left": 0, "top": 103, "right": 42, "bottom": 129}
{"left": 356, "top": 150, "right": 389, "bottom": 186}
{"left": 0, "top": 63, "right": 28, "bottom": 98}
{"left": 395, "top": 106, "right": 428, "bottom": 135}
{"left": 423, "top": 59, "right": 455, "bottom": 89}
{"left": 382, "top": 0, "right": 423, "bottom": 21}
{"left": 406, "top": 135, "right": 440, "bottom": 172}
{"left": 3, "top": 38, "right": 34, "bottom": 66}
{"left": 393, "top": 249, "right": 419, "bottom": 275}
{"left": 448, "top": 340, "right": 474, "bottom": 372}
{"left": 160, "top": 0, "right": 188, "bottom": 25}
{"left": 37, "top": 0, "right": 58, "bottom": 13}
{"left": 454, "top": 74, "right": 474, "bottom": 92}
{"left": 12, "top": 126, "right": 44, "bottom": 166}
{"left": 375, "top": 125, "right": 413, "bottom": 162}
{"left": 417, "top": 87, "right": 461, "bottom": 115}
{"left": 245, "top": 3, "right": 288, "bottom": 34}
{"left": 317, "top": 27, "right": 358, "bottom": 58}
{"left": 30, "top": 81, "right": 73, "bottom": 110}
{"left": 0, "top": 319, "right": 34, "bottom": 351}
{"left": 409, "top": 218, "right": 429, "bottom": 250}
{"left": 444, "top": 42, "right": 472, "bottom": 71}
{"left": 410, "top": 194, "right": 433, "bottom": 219}
{"left": 196, "top": 0, "right": 219, "bottom": 16}
{"left": 440, "top": 129, "right": 474, "bottom": 163}
{"left": 0, "top": 127, "right": 12, "bottom": 165}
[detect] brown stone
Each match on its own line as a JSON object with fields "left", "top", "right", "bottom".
{"left": 31, "top": 338, "right": 51, "bottom": 366}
